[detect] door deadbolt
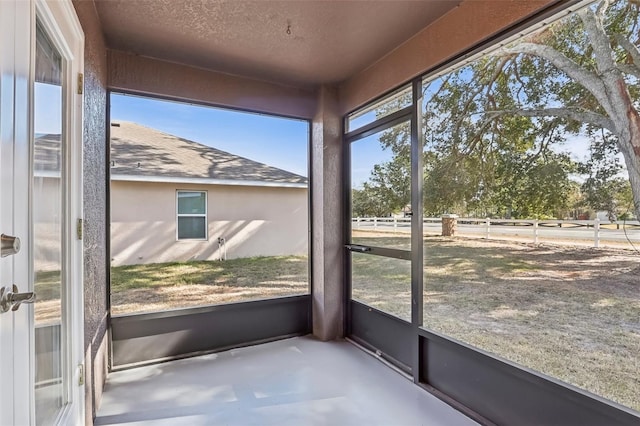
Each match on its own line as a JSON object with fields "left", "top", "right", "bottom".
{"left": 1, "top": 234, "right": 20, "bottom": 257}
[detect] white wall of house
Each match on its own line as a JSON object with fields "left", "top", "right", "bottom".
{"left": 33, "top": 176, "right": 62, "bottom": 272}
{"left": 110, "top": 180, "right": 308, "bottom": 266}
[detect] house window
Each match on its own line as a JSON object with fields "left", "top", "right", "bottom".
{"left": 177, "top": 191, "right": 207, "bottom": 240}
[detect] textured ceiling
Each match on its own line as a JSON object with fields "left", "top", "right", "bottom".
{"left": 94, "top": 0, "right": 462, "bottom": 87}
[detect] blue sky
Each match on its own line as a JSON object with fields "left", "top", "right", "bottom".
{"left": 110, "top": 93, "right": 310, "bottom": 177}
{"left": 35, "top": 83, "right": 61, "bottom": 134}
{"left": 351, "top": 132, "right": 395, "bottom": 188}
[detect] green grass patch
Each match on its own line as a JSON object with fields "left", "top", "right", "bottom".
{"left": 34, "top": 270, "right": 61, "bottom": 301}
{"left": 111, "top": 255, "right": 308, "bottom": 292}
{"left": 110, "top": 255, "right": 309, "bottom": 316}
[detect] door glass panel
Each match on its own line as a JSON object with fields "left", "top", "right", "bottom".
{"left": 351, "top": 252, "right": 411, "bottom": 322}
{"left": 34, "top": 21, "right": 65, "bottom": 426}
{"left": 351, "top": 121, "right": 411, "bottom": 250}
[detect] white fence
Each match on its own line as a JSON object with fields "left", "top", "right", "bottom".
{"left": 352, "top": 217, "right": 640, "bottom": 248}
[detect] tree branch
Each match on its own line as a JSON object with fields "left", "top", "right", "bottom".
{"left": 618, "top": 64, "right": 640, "bottom": 79}
{"left": 524, "top": 122, "right": 557, "bottom": 170}
{"left": 484, "top": 107, "right": 616, "bottom": 132}
{"left": 615, "top": 34, "right": 640, "bottom": 68}
{"left": 579, "top": 4, "right": 640, "bottom": 128}
{"left": 579, "top": 6, "right": 617, "bottom": 74}
{"left": 454, "top": 57, "right": 511, "bottom": 131}
{"left": 595, "top": 0, "right": 612, "bottom": 23}
{"left": 423, "top": 72, "right": 453, "bottom": 102}
{"left": 501, "top": 43, "right": 610, "bottom": 109}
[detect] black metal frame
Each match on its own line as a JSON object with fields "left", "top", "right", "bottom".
{"left": 409, "top": 79, "right": 424, "bottom": 384}
{"left": 342, "top": 122, "right": 352, "bottom": 338}
{"left": 344, "top": 106, "right": 412, "bottom": 142}
{"left": 341, "top": 2, "right": 640, "bottom": 422}
{"left": 343, "top": 102, "right": 414, "bottom": 341}
{"left": 346, "top": 244, "right": 410, "bottom": 260}
{"left": 349, "top": 301, "right": 412, "bottom": 373}
{"left": 418, "top": 328, "right": 640, "bottom": 426}
{"left": 111, "top": 295, "right": 311, "bottom": 368}
{"left": 343, "top": 79, "right": 418, "bottom": 369}
{"left": 105, "top": 90, "right": 314, "bottom": 370}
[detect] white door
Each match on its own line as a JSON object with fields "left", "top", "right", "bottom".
{"left": 0, "top": 0, "right": 84, "bottom": 424}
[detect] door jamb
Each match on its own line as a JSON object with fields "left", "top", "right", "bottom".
{"left": 32, "top": 0, "right": 84, "bottom": 423}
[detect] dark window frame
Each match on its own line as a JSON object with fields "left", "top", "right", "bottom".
{"left": 342, "top": 1, "right": 640, "bottom": 423}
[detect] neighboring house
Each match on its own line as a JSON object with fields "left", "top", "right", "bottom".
{"left": 34, "top": 133, "right": 63, "bottom": 274}
{"left": 109, "top": 122, "right": 308, "bottom": 266}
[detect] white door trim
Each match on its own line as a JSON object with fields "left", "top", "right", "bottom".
{"left": 0, "top": 0, "right": 31, "bottom": 423}
{"left": 32, "top": 0, "right": 85, "bottom": 424}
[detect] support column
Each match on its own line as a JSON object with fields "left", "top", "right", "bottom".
{"left": 311, "top": 85, "right": 344, "bottom": 340}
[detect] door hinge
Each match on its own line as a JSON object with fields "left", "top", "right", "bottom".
{"left": 76, "top": 218, "right": 83, "bottom": 240}
{"left": 77, "top": 73, "right": 84, "bottom": 95}
{"left": 78, "top": 363, "right": 85, "bottom": 386}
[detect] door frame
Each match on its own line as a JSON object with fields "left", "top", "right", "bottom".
{"left": 31, "top": 0, "right": 85, "bottom": 424}
{"left": 0, "top": 0, "right": 32, "bottom": 423}
{"left": 343, "top": 80, "right": 423, "bottom": 375}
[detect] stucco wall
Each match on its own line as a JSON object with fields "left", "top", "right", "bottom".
{"left": 110, "top": 181, "right": 308, "bottom": 266}
{"left": 71, "top": 1, "right": 108, "bottom": 424}
{"left": 311, "top": 86, "right": 344, "bottom": 341}
{"left": 107, "top": 50, "right": 317, "bottom": 120}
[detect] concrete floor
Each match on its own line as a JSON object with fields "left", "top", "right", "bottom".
{"left": 95, "top": 336, "right": 478, "bottom": 426}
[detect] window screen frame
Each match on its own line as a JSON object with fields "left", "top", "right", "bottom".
{"left": 176, "top": 190, "right": 208, "bottom": 241}
{"left": 341, "top": 1, "right": 640, "bottom": 424}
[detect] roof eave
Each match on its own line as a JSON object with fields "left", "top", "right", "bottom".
{"left": 110, "top": 174, "right": 308, "bottom": 189}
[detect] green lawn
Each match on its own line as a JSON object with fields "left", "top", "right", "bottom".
{"left": 110, "top": 255, "right": 309, "bottom": 315}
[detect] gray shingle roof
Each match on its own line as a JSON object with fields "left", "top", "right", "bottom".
{"left": 110, "top": 122, "right": 307, "bottom": 186}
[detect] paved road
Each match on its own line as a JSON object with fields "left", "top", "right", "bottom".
{"left": 353, "top": 220, "right": 640, "bottom": 246}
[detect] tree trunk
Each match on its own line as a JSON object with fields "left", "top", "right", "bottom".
{"left": 617, "top": 111, "right": 640, "bottom": 220}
